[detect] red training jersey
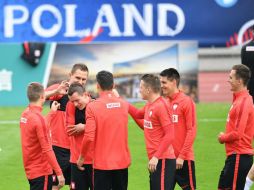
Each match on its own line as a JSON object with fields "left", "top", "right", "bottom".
{"left": 45, "top": 84, "right": 70, "bottom": 149}
{"left": 129, "top": 96, "right": 175, "bottom": 160}
{"left": 81, "top": 91, "right": 131, "bottom": 170}
{"left": 20, "top": 105, "right": 62, "bottom": 179}
{"left": 168, "top": 91, "right": 196, "bottom": 161}
{"left": 65, "top": 101, "right": 93, "bottom": 164}
{"left": 220, "top": 90, "right": 254, "bottom": 156}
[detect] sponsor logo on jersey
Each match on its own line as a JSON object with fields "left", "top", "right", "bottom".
{"left": 20, "top": 117, "right": 27, "bottom": 123}
{"left": 144, "top": 119, "right": 153, "bottom": 129}
{"left": 106, "top": 102, "right": 121, "bottom": 109}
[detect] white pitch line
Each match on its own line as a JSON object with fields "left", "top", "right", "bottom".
{"left": 198, "top": 118, "right": 225, "bottom": 122}
{"left": 0, "top": 120, "right": 19, "bottom": 124}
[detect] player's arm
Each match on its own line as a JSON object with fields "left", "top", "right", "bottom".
{"left": 178, "top": 99, "right": 197, "bottom": 159}
{"left": 148, "top": 105, "right": 174, "bottom": 173}
{"left": 219, "top": 98, "right": 251, "bottom": 143}
{"left": 77, "top": 104, "right": 96, "bottom": 170}
{"left": 128, "top": 103, "right": 145, "bottom": 130}
{"left": 34, "top": 114, "right": 65, "bottom": 187}
{"left": 45, "top": 81, "right": 69, "bottom": 100}
{"left": 154, "top": 107, "right": 174, "bottom": 158}
{"left": 44, "top": 101, "right": 60, "bottom": 127}
{"left": 66, "top": 102, "right": 85, "bottom": 136}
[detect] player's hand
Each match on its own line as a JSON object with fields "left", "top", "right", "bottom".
{"left": 112, "top": 88, "right": 120, "bottom": 97}
{"left": 148, "top": 156, "right": 158, "bottom": 173}
{"left": 67, "top": 124, "right": 85, "bottom": 136}
{"left": 56, "top": 80, "right": 69, "bottom": 95}
{"left": 51, "top": 101, "right": 60, "bottom": 112}
{"left": 176, "top": 158, "right": 184, "bottom": 170}
{"left": 57, "top": 175, "right": 65, "bottom": 189}
{"left": 218, "top": 132, "right": 225, "bottom": 144}
{"left": 77, "top": 155, "right": 85, "bottom": 171}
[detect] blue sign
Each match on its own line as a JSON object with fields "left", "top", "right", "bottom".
{"left": 0, "top": 0, "right": 253, "bottom": 47}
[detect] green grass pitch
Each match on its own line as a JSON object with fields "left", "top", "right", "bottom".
{"left": 0, "top": 103, "right": 253, "bottom": 189}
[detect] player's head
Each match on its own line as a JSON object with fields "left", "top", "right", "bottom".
{"left": 27, "top": 82, "right": 45, "bottom": 104}
{"left": 96, "top": 71, "right": 114, "bottom": 91}
{"left": 160, "top": 68, "right": 180, "bottom": 96}
{"left": 229, "top": 64, "right": 251, "bottom": 92}
{"left": 69, "top": 63, "right": 89, "bottom": 86}
{"left": 68, "top": 82, "right": 90, "bottom": 110}
{"left": 140, "top": 74, "right": 161, "bottom": 100}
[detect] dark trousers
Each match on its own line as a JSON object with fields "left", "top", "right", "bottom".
{"left": 218, "top": 154, "right": 253, "bottom": 190}
{"left": 149, "top": 159, "right": 176, "bottom": 190}
{"left": 94, "top": 168, "right": 128, "bottom": 190}
{"left": 29, "top": 175, "right": 52, "bottom": 190}
{"left": 174, "top": 160, "right": 196, "bottom": 190}
{"left": 70, "top": 163, "right": 93, "bottom": 190}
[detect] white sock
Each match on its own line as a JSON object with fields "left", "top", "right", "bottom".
{"left": 244, "top": 177, "right": 254, "bottom": 190}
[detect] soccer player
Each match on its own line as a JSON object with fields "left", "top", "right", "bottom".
{"left": 20, "top": 82, "right": 65, "bottom": 190}
{"left": 160, "top": 68, "right": 197, "bottom": 190}
{"left": 128, "top": 74, "right": 176, "bottom": 190}
{"left": 66, "top": 82, "right": 93, "bottom": 190}
{"left": 217, "top": 64, "right": 254, "bottom": 190}
{"left": 45, "top": 63, "right": 89, "bottom": 190}
{"left": 77, "top": 70, "right": 131, "bottom": 190}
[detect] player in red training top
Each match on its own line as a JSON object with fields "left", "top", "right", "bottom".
{"left": 128, "top": 74, "right": 176, "bottom": 190}
{"left": 20, "top": 82, "right": 65, "bottom": 190}
{"left": 77, "top": 71, "right": 131, "bottom": 190}
{"left": 218, "top": 64, "right": 254, "bottom": 190}
{"left": 66, "top": 82, "right": 93, "bottom": 190}
{"left": 160, "top": 68, "right": 197, "bottom": 190}
{"left": 45, "top": 63, "right": 89, "bottom": 190}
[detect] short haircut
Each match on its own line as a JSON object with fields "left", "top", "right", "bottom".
{"left": 68, "top": 82, "right": 85, "bottom": 96}
{"left": 96, "top": 71, "right": 114, "bottom": 90}
{"left": 27, "top": 82, "right": 44, "bottom": 102}
{"left": 71, "top": 63, "right": 89, "bottom": 74}
{"left": 160, "top": 68, "right": 180, "bottom": 87}
{"left": 232, "top": 64, "right": 251, "bottom": 86}
{"left": 141, "top": 74, "right": 161, "bottom": 93}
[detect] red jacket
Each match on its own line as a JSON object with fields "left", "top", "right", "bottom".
{"left": 168, "top": 91, "right": 196, "bottom": 161}
{"left": 219, "top": 90, "right": 254, "bottom": 156}
{"left": 20, "top": 105, "right": 62, "bottom": 179}
{"left": 65, "top": 101, "right": 93, "bottom": 164}
{"left": 45, "top": 84, "right": 70, "bottom": 149}
{"left": 129, "top": 96, "right": 175, "bottom": 160}
{"left": 81, "top": 91, "right": 131, "bottom": 170}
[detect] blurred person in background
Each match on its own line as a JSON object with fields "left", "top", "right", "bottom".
{"left": 45, "top": 63, "right": 89, "bottom": 190}
{"left": 241, "top": 25, "right": 254, "bottom": 101}
{"left": 217, "top": 64, "right": 254, "bottom": 190}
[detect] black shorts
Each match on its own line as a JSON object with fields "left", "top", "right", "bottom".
{"left": 70, "top": 163, "right": 93, "bottom": 190}
{"left": 150, "top": 158, "right": 176, "bottom": 190}
{"left": 52, "top": 146, "right": 71, "bottom": 186}
{"left": 94, "top": 168, "right": 128, "bottom": 190}
{"left": 218, "top": 154, "right": 253, "bottom": 190}
{"left": 29, "top": 175, "right": 52, "bottom": 190}
{"left": 174, "top": 160, "right": 196, "bottom": 190}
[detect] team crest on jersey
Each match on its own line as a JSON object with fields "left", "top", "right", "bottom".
{"left": 173, "top": 104, "right": 178, "bottom": 110}
{"left": 149, "top": 111, "right": 153, "bottom": 117}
